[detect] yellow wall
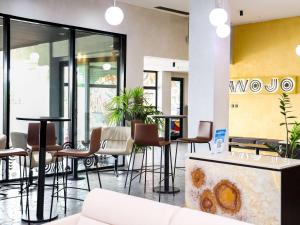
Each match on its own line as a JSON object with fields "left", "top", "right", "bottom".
{"left": 230, "top": 16, "right": 300, "bottom": 139}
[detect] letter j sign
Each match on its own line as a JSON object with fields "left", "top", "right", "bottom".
{"left": 229, "top": 77, "right": 297, "bottom": 94}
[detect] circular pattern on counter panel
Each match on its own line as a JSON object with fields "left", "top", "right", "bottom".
{"left": 199, "top": 189, "right": 217, "bottom": 214}
{"left": 191, "top": 168, "right": 206, "bottom": 188}
{"left": 213, "top": 180, "right": 241, "bottom": 215}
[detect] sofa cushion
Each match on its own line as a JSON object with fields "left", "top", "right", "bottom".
{"left": 82, "top": 189, "right": 180, "bottom": 225}
{"left": 46, "top": 214, "right": 81, "bottom": 225}
{"left": 170, "top": 208, "right": 253, "bottom": 225}
{"left": 78, "top": 216, "right": 109, "bottom": 225}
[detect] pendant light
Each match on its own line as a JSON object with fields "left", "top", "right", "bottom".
{"left": 209, "top": 0, "right": 231, "bottom": 38}
{"left": 105, "top": 0, "right": 124, "bottom": 26}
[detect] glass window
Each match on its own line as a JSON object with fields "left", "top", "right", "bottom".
{"left": 143, "top": 71, "right": 157, "bottom": 108}
{"left": 0, "top": 18, "right": 3, "bottom": 134}
{"left": 76, "top": 30, "right": 120, "bottom": 145}
{"left": 10, "top": 19, "right": 69, "bottom": 179}
{"left": 143, "top": 71, "right": 156, "bottom": 87}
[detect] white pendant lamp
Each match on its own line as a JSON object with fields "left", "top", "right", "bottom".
{"left": 105, "top": 0, "right": 124, "bottom": 26}
{"left": 296, "top": 45, "right": 300, "bottom": 56}
{"left": 216, "top": 24, "right": 231, "bottom": 38}
{"left": 209, "top": 8, "right": 228, "bottom": 27}
{"left": 102, "top": 63, "right": 112, "bottom": 71}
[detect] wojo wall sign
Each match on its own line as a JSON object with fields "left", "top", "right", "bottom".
{"left": 229, "top": 77, "right": 297, "bottom": 94}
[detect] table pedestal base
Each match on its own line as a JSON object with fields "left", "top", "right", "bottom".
{"left": 153, "top": 186, "right": 180, "bottom": 194}
{"left": 22, "top": 213, "right": 58, "bottom": 223}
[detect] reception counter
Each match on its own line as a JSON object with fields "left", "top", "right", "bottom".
{"left": 185, "top": 152, "right": 300, "bottom": 225}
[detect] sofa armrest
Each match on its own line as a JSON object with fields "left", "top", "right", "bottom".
{"left": 45, "top": 214, "right": 81, "bottom": 225}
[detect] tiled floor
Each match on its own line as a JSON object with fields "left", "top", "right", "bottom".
{"left": 0, "top": 143, "right": 190, "bottom": 225}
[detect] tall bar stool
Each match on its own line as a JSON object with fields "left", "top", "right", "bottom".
{"left": 127, "top": 124, "right": 175, "bottom": 202}
{"left": 174, "top": 121, "right": 213, "bottom": 176}
{"left": 124, "top": 120, "right": 143, "bottom": 188}
{"left": 50, "top": 127, "right": 102, "bottom": 216}
{"left": 0, "top": 147, "right": 30, "bottom": 223}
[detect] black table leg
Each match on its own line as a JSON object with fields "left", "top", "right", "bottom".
{"left": 69, "top": 158, "right": 85, "bottom": 180}
{"left": 164, "top": 118, "right": 170, "bottom": 191}
{"left": 37, "top": 120, "right": 47, "bottom": 220}
{"left": 154, "top": 118, "right": 180, "bottom": 194}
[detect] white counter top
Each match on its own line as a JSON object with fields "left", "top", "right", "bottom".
{"left": 189, "top": 151, "right": 300, "bottom": 170}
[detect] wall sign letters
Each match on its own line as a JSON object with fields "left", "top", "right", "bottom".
{"left": 229, "top": 77, "right": 297, "bottom": 94}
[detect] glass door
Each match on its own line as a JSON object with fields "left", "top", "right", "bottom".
{"left": 171, "top": 78, "right": 184, "bottom": 140}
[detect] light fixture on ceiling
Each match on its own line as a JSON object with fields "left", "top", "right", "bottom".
{"left": 30, "top": 52, "right": 40, "bottom": 64}
{"left": 102, "top": 63, "right": 112, "bottom": 71}
{"left": 209, "top": 8, "right": 228, "bottom": 27}
{"left": 209, "top": 1, "right": 230, "bottom": 39}
{"left": 216, "top": 24, "right": 231, "bottom": 39}
{"left": 105, "top": 0, "right": 124, "bottom": 26}
{"left": 296, "top": 45, "right": 300, "bottom": 56}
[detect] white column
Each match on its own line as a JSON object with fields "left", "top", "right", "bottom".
{"left": 188, "top": 0, "right": 231, "bottom": 143}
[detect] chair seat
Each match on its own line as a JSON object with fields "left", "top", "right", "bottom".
{"left": 98, "top": 148, "right": 129, "bottom": 155}
{"left": 29, "top": 151, "right": 54, "bottom": 167}
{"left": 31, "top": 144, "right": 63, "bottom": 152}
{"left": 54, "top": 149, "right": 90, "bottom": 158}
{"left": 0, "top": 148, "right": 28, "bottom": 157}
{"left": 176, "top": 137, "right": 211, "bottom": 143}
{"left": 157, "top": 140, "right": 172, "bottom": 147}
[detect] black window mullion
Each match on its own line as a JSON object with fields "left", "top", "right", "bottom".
{"left": 3, "top": 16, "right": 10, "bottom": 181}
{"left": 69, "top": 28, "right": 76, "bottom": 148}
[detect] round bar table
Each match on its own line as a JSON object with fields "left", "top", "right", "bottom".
{"left": 17, "top": 117, "right": 70, "bottom": 223}
{"left": 151, "top": 115, "right": 187, "bottom": 194}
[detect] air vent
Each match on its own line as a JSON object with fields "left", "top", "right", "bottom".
{"left": 155, "top": 6, "right": 189, "bottom": 16}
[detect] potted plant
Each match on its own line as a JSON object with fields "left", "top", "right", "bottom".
{"left": 106, "top": 87, "right": 162, "bottom": 168}
{"left": 106, "top": 87, "right": 162, "bottom": 125}
{"left": 270, "top": 93, "right": 300, "bottom": 158}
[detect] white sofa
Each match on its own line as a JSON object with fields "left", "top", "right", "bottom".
{"left": 46, "top": 189, "right": 252, "bottom": 225}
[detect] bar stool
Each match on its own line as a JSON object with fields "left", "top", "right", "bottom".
{"left": 127, "top": 123, "right": 175, "bottom": 202}
{"left": 174, "top": 121, "right": 213, "bottom": 176}
{"left": 50, "top": 127, "right": 102, "bottom": 216}
{"left": 0, "top": 148, "right": 30, "bottom": 223}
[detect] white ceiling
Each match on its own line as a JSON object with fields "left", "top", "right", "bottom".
{"left": 119, "top": 0, "right": 300, "bottom": 25}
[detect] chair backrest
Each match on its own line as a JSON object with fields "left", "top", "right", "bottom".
{"left": 89, "top": 127, "right": 102, "bottom": 154}
{"left": 197, "top": 121, "right": 213, "bottom": 139}
{"left": 134, "top": 124, "right": 160, "bottom": 146}
{"left": 101, "top": 127, "right": 131, "bottom": 149}
{"left": 27, "top": 122, "right": 57, "bottom": 147}
{"left": 11, "top": 132, "right": 27, "bottom": 149}
{"left": 0, "top": 134, "right": 7, "bottom": 149}
{"left": 131, "top": 120, "right": 144, "bottom": 139}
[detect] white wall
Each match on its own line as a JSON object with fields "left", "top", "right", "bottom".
{"left": 188, "top": 0, "right": 230, "bottom": 144}
{"left": 0, "top": 0, "right": 188, "bottom": 88}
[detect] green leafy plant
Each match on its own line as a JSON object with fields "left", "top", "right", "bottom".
{"left": 106, "top": 87, "right": 162, "bottom": 125}
{"left": 271, "top": 93, "right": 300, "bottom": 158}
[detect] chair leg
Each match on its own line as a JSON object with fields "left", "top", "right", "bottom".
{"left": 124, "top": 147, "right": 134, "bottom": 188}
{"left": 190, "top": 143, "right": 193, "bottom": 153}
{"left": 84, "top": 158, "right": 91, "bottom": 191}
{"left": 152, "top": 146, "right": 154, "bottom": 191}
{"left": 128, "top": 149, "right": 137, "bottom": 195}
{"left": 174, "top": 142, "right": 179, "bottom": 178}
{"left": 56, "top": 158, "right": 59, "bottom": 202}
{"left": 144, "top": 148, "right": 148, "bottom": 193}
{"left": 139, "top": 149, "right": 145, "bottom": 183}
{"left": 193, "top": 143, "right": 196, "bottom": 153}
{"left": 113, "top": 155, "right": 119, "bottom": 177}
{"left": 169, "top": 148, "right": 175, "bottom": 197}
{"left": 50, "top": 157, "right": 58, "bottom": 219}
{"left": 159, "top": 147, "right": 163, "bottom": 202}
{"left": 64, "top": 156, "right": 69, "bottom": 214}
{"left": 94, "top": 155, "right": 102, "bottom": 188}
{"left": 19, "top": 156, "right": 23, "bottom": 213}
{"left": 24, "top": 157, "right": 30, "bottom": 225}
{"left": 208, "top": 142, "right": 211, "bottom": 151}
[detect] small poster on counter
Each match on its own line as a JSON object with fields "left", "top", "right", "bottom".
{"left": 212, "top": 128, "right": 227, "bottom": 153}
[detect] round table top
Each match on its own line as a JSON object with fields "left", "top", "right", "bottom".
{"left": 16, "top": 117, "right": 70, "bottom": 122}
{"left": 151, "top": 114, "right": 187, "bottom": 119}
